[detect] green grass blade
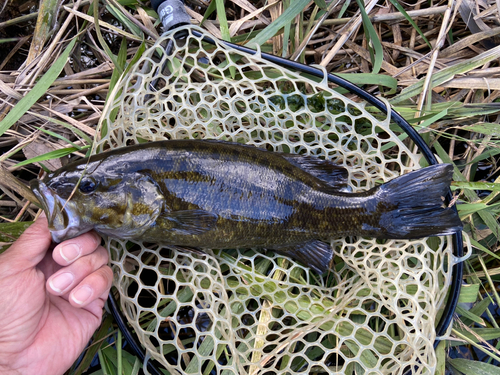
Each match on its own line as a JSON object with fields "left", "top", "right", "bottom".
{"left": 391, "top": 44, "right": 500, "bottom": 104}
{"left": 456, "top": 305, "right": 485, "bottom": 325}
{"left": 249, "top": 0, "right": 311, "bottom": 47}
{"left": 477, "top": 211, "right": 500, "bottom": 241}
{"left": 72, "top": 315, "right": 114, "bottom": 375}
{"left": 131, "top": 358, "right": 141, "bottom": 375}
{"left": 356, "top": 0, "right": 383, "bottom": 74}
{"left": 0, "top": 37, "right": 77, "bottom": 137}
{"left": 468, "top": 147, "right": 500, "bottom": 166}
{"left": 14, "top": 146, "right": 90, "bottom": 168}
{"left": 380, "top": 108, "right": 448, "bottom": 151}
{"left": 116, "top": 36, "right": 128, "bottom": 73}
{"left": 102, "top": 39, "right": 146, "bottom": 138}
{"left": 201, "top": 0, "right": 217, "bottom": 25}
{"left": 106, "top": 3, "right": 142, "bottom": 37}
{"left": 434, "top": 141, "right": 500, "bottom": 241}
{"left": 215, "top": 0, "right": 234, "bottom": 78}
{"left": 338, "top": 0, "right": 351, "bottom": 18}
{"left": 33, "top": 127, "right": 82, "bottom": 149}
{"left": 452, "top": 181, "right": 500, "bottom": 192}
{"left": 387, "top": 0, "right": 431, "bottom": 49}
{"left": 458, "top": 284, "right": 481, "bottom": 303}
{"left": 393, "top": 102, "right": 500, "bottom": 120}
{"left": 451, "top": 328, "right": 500, "bottom": 346}
{"left": 335, "top": 73, "right": 397, "bottom": 91}
{"left": 456, "top": 201, "right": 500, "bottom": 216}
{"left": 313, "top": 0, "right": 327, "bottom": 10}
{"left": 436, "top": 341, "right": 446, "bottom": 375}
{"left": 123, "top": 40, "right": 146, "bottom": 76}
{"left": 462, "top": 123, "right": 500, "bottom": 136}
{"left": 93, "top": 0, "right": 119, "bottom": 70}
{"left": 452, "top": 329, "right": 500, "bottom": 363}
{"left": 116, "top": 0, "right": 139, "bottom": 4}
{"left": 282, "top": 0, "right": 292, "bottom": 57}
{"left": 448, "top": 358, "right": 500, "bottom": 375}
{"left": 116, "top": 330, "right": 122, "bottom": 375}
{"left": 28, "top": 112, "right": 93, "bottom": 145}
{"left": 460, "top": 297, "right": 492, "bottom": 327}
{"left": 97, "top": 348, "right": 113, "bottom": 375}
{"left": 215, "top": 0, "right": 231, "bottom": 42}
{"left": 470, "top": 238, "right": 500, "bottom": 261}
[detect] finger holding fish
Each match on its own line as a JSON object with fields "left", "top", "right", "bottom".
{"left": 47, "top": 243, "right": 112, "bottom": 308}
{"left": 52, "top": 231, "right": 102, "bottom": 265}
{"left": 68, "top": 266, "right": 113, "bottom": 312}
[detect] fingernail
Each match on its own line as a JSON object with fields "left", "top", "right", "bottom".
{"left": 49, "top": 272, "right": 74, "bottom": 293}
{"left": 72, "top": 285, "right": 93, "bottom": 305}
{"left": 92, "top": 232, "right": 102, "bottom": 246}
{"left": 61, "top": 243, "right": 81, "bottom": 262}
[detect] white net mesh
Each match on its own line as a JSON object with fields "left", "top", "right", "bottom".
{"left": 97, "top": 26, "right": 463, "bottom": 375}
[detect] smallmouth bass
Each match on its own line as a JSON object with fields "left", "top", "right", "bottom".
{"left": 30, "top": 140, "right": 462, "bottom": 273}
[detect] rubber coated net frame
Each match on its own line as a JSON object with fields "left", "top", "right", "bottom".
{"left": 98, "top": 26, "right": 467, "bottom": 375}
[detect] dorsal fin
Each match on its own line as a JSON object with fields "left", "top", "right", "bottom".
{"left": 280, "top": 153, "right": 349, "bottom": 191}
{"left": 201, "top": 140, "right": 350, "bottom": 191}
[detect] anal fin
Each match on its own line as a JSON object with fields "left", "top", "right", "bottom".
{"left": 273, "top": 240, "right": 333, "bottom": 274}
{"left": 164, "top": 244, "right": 205, "bottom": 255}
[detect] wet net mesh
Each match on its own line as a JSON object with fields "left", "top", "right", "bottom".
{"left": 97, "top": 26, "right": 464, "bottom": 375}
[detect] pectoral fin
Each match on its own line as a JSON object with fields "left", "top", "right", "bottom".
{"left": 273, "top": 240, "right": 333, "bottom": 274}
{"left": 158, "top": 209, "right": 218, "bottom": 235}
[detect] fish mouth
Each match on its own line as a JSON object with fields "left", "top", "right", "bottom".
{"left": 30, "top": 180, "right": 92, "bottom": 243}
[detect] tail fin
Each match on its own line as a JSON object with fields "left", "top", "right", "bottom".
{"left": 376, "top": 164, "right": 462, "bottom": 239}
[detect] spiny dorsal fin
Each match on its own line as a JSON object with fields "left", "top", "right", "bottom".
{"left": 201, "top": 140, "right": 350, "bottom": 191}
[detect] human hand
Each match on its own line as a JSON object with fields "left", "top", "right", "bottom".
{"left": 0, "top": 214, "right": 113, "bottom": 375}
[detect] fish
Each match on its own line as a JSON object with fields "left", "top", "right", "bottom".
{"left": 30, "top": 139, "right": 462, "bottom": 273}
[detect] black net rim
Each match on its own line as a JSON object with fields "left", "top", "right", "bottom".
{"left": 107, "top": 26, "right": 464, "bottom": 375}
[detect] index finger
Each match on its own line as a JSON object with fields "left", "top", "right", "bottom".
{"left": 52, "top": 231, "right": 102, "bottom": 266}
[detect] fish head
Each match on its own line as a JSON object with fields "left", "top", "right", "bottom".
{"left": 31, "top": 161, "right": 165, "bottom": 243}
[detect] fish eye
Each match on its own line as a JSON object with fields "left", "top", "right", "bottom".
{"left": 79, "top": 178, "right": 97, "bottom": 194}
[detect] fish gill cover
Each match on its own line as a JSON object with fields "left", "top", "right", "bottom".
{"left": 97, "top": 26, "right": 468, "bottom": 375}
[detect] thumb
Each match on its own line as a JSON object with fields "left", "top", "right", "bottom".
{"left": 2, "top": 214, "right": 52, "bottom": 272}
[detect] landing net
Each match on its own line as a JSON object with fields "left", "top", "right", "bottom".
{"left": 98, "top": 26, "right": 465, "bottom": 375}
